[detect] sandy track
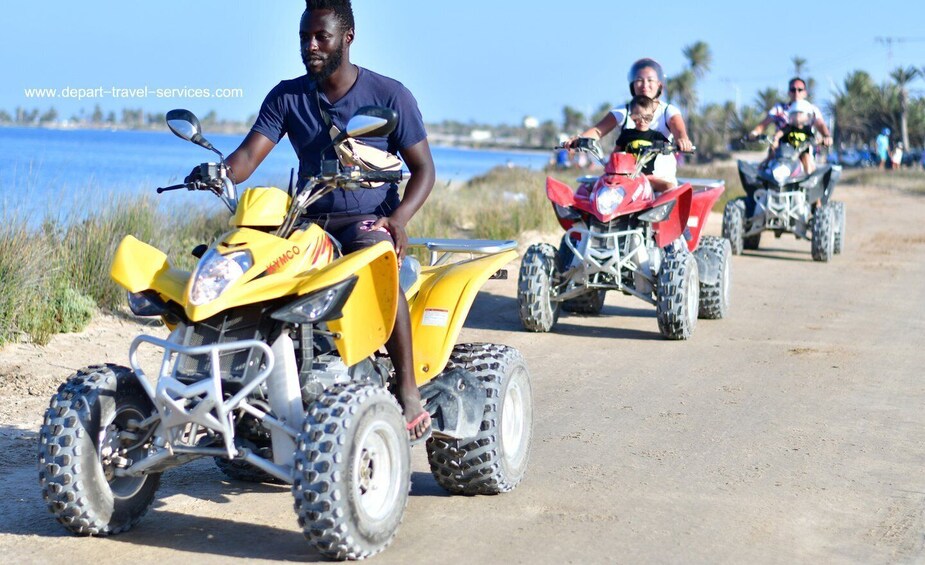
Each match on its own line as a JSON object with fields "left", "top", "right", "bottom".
{"left": 1, "top": 183, "right": 924, "bottom": 563}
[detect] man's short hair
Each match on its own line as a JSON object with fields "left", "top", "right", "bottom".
{"left": 788, "top": 77, "right": 806, "bottom": 89}
{"left": 630, "top": 95, "right": 658, "bottom": 113}
{"left": 306, "top": 0, "right": 355, "bottom": 31}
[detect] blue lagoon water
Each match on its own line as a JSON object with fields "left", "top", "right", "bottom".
{"left": 0, "top": 127, "right": 550, "bottom": 223}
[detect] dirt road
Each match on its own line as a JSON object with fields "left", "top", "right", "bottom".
{"left": 1, "top": 183, "right": 923, "bottom": 563}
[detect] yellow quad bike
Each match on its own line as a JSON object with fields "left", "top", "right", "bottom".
{"left": 37, "top": 108, "right": 533, "bottom": 560}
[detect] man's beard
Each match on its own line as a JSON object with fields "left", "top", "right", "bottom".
{"left": 304, "top": 39, "right": 344, "bottom": 82}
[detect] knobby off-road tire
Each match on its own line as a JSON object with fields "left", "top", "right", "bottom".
{"left": 38, "top": 364, "right": 161, "bottom": 535}
{"left": 427, "top": 343, "right": 533, "bottom": 495}
{"left": 695, "top": 236, "right": 732, "bottom": 320}
{"left": 292, "top": 383, "right": 410, "bottom": 561}
{"left": 655, "top": 249, "right": 700, "bottom": 340}
{"left": 722, "top": 199, "right": 745, "bottom": 255}
{"left": 811, "top": 205, "right": 836, "bottom": 262}
{"left": 562, "top": 289, "right": 606, "bottom": 315}
{"left": 832, "top": 201, "right": 846, "bottom": 254}
{"left": 518, "top": 243, "right": 560, "bottom": 332}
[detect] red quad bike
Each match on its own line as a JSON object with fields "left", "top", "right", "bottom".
{"left": 518, "top": 139, "right": 730, "bottom": 340}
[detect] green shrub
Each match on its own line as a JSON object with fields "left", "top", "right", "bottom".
{"left": 0, "top": 195, "right": 226, "bottom": 346}
{"left": 52, "top": 282, "right": 96, "bottom": 334}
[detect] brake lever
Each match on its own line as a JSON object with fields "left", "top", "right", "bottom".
{"left": 156, "top": 183, "right": 186, "bottom": 194}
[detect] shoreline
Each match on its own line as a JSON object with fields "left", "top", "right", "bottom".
{"left": 0, "top": 122, "right": 556, "bottom": 153}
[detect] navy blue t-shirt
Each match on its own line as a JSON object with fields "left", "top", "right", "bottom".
{"left": 251, "top": 67, "right": 427, "bottom": 216}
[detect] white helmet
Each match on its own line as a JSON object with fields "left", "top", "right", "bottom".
{"left": 788, "top": 99, "right": 813, "bottom": 115}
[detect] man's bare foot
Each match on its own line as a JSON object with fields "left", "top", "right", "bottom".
{"left": 398, "top": 390, "right": 431, "bottom": 440}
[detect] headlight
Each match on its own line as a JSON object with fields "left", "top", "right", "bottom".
{"left": 189, "top": 249, "right": 253, "bottom": 306}
{"left": 593, "top": 186, "right": 625, "bottom": 216}
{"left": 270, "top": 276, "right": 358, "bottom": 324}
{"left": 772, "top": 164, "right": 791, "bottom": 184}
{"left": 639, "top": 200, "right": 676, "bottom": 223}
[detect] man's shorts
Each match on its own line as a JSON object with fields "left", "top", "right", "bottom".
{"left": 312, "top": 214, "right": 394, "bottom": 255}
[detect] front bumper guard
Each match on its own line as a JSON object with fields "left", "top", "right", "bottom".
{"left": 126, "top": 334, "right": 280, "bottom": 463}
{"left": 560, "top": 225, "right": 657, "bottom": 304}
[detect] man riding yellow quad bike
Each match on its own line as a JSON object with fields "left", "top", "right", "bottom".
{"left": 38, "top": 108, "right": 533, "bottom": 560}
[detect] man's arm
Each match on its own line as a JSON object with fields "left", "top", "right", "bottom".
{"left": 813, "top": 114, "right": 833, "bottom": 146}
{"left": 750, "top": 115, "right": 774, "bottom": 137}
{"left": 225, "top": 131, "right": 277, "bottom": 184}
{"left": 373, "top": 138, "right": 435, "bottom": 260}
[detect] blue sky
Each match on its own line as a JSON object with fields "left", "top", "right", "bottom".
{"left": 2, "top": 0, "right": 924, "bottom": 126}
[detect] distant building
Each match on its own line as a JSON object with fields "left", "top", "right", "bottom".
{"left": 470, "top": 129, "right": 492, "bottom": 142}
{"left": 523, "top": 116, "right": 539, "bottom": 129}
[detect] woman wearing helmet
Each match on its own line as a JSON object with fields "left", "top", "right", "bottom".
{"left": 568, "top": 58, "right": 693, "bottom": 190}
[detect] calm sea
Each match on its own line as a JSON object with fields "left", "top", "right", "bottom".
{"left": 0, "top": 126, "right": 550, "bottom": 223}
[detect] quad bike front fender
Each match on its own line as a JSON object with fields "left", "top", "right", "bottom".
{"left": 805, "top": 164, "right": 841, "bottom": 204}
{"left": 546, "top": 176, "right": 575, "bottom": 207}
{"left": 737, "top": 160, "right": 761, "bottom": 197}
{"left": 408, "top": 249, "right": 517, "bottom": 385}
{"left": 686, "top": 183, "right": 726, "bottom": 251}
{"left": 652, "top": 184, "right": 692, "bottom": 248}
{"left": 300, "top": 241, "right": 399, "bottom": 366}
{"left": 111, "top": 235, "right": 190, "bottom": 304}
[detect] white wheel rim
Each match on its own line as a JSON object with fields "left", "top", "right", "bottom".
{"left": 353, "top": 420, "right": 403, "bottom": 521}
{"left": 501, "top": 367, "right": 528, "bottom": 467}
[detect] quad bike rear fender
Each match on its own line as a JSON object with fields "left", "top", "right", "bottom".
{"left": 408, "top": 248, "right": 517, "bottom": 385}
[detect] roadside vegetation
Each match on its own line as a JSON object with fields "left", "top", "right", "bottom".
{"left": 0, "top": 197, "right": 226, "bottom": 346}
{"left": 3, "top": 160, "right": 921, "bottom": 347}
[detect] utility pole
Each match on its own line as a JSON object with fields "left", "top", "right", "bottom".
{"left": 875, "top": 36, "right": 925, "bottom": 70}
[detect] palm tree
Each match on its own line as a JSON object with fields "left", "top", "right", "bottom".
{"left": 683, "top": 41, "right": 713, "bottom": 79}
{"left": 562, "top": 105, "right": 586, "bottom": 135}
{"left": 792, "top": 56, "right": 807, "bottom": 77}
{"left": 754, "top": 88, "right": 782, "bottom": 113}
{"left": 828, "top": 71, "right": 880, "bottom": 146}
{"left": 674, "top": 42, "right": 712, "bottom": 144}
{"left": 890, "top": 66, "right": 921, "bottom": 148}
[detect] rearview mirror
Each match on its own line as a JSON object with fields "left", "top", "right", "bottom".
{"left": 166, "top": 109, "right": 201, "bottom": 142}
{"left": 345, "top": 106, "right": 398, "bottom": 139}
{"left": 166, "top": 109, "right": 216, "bottom": 152}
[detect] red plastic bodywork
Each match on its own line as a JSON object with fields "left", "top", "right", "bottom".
{"left": 651, "top": 184, "right": 691, "bottom": 248}
{"left": 545, "top": 152, "right": 725, "bottom": 250}
{"left": 685, "top": 185, "right": 725, "bottom": 250}
{"left": 605, "top": 152, "right": 638, "bottom": 175}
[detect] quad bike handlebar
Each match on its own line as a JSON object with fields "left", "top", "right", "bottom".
{"left": 156, "top": 179, "right": 220, "bottom": 193}
{"left": 742, "top": 133, "right": 772, "bottom": 145}
{"left": 639, "top": 141, "right": 696, "bottom": 156}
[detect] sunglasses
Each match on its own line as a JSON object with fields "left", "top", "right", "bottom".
{"left": 631, "top": 113, "right": 654, "bottom": 123}
{"left": 789, "top": 87, "right": 805, "bottom": 92}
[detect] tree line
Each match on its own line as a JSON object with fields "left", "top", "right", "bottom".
{"left": 6, "top": 51, "right": 924, "bottom": 158}
{"left": 554, "top": 43, "right": 925, "bottom": 158}
{"left": 0, "top": 104, "right": 257, "bottom": 132}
